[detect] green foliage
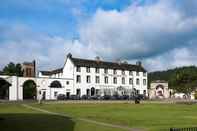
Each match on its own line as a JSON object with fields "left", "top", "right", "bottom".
{"left": 149, "top": 66, "right": 197, "bottom": 94}
{"left": 0, "top": 79, "right": 10, "bottom": 99}
{"left": 2, "top": 62, "right": 23, "bottom": 76}
{"left": 195, "top": 91, "right": 197, "bottom": 100}
{"left": 23, "top": 80, "right": 37, "bottom": 99}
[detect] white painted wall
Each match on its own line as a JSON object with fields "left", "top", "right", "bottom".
{"left": 0, "top": 55, "right": 147, "bottom": 101}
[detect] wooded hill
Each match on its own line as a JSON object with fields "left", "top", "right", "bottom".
{"left": 148, "top": 66, "right": 197, "bottom": 94}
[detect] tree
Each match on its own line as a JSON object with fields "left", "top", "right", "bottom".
{"left": 2, "top": 62, "right": 23, "bottom": 76}
{"left": 170, "top": 69, "right": 197, "bottom": 97}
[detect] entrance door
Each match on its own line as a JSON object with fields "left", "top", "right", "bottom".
{"left": 91, "top": 87, "right": 95, "bottom": 96}
{"left": 66, "top": 92, "right": 70, "bottom": 99}
{"left": 42, "top": 91, "right": 46, "bottom": 100}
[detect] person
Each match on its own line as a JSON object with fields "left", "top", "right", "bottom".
{"left": 38, "top": 90, "right": 42, "bottom": 104}
{"left": 135, "top": 95, "right": 140, "bottom": 104}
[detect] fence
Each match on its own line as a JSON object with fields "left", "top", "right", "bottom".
{"left": 170, "top": 127, "right": 197, "bottom": 131}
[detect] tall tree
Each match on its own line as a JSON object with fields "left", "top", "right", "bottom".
{"left": 2, "top": 62, "right": 23, "bottom": 76}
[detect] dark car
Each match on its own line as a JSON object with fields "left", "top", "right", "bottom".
{"left": 57, "top": 94, "right": 66, "bottom": 100}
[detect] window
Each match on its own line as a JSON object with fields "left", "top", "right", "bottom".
{"left": 50, "top": 81, "right": 62, "bottom": 88}
{"left": 143, "top": 72, "right": 146, "bottom": 77}
{"left": 96, "top": 89, "right": 100, "bottom": 95}
{"left": 143, "top": 79, "right": 147, "bottom": 85}
{"left": 129, "top": 71, "right": 133, "bottom": 76}
{"left": 76, "top": 89, "right": 81, "bottom": 96}
{"left": 136, "top": 78, "right": 140, "bottom": 85}
{"left": 143, "top": 90, "right": 146, "bottom": 95}
{"left": 66, "top": 81, "right": 69, "bottom": 85}
{"left": 76, "top": 66, "right": 81, "bottom": 72}
{"left": 129, "top": 78, "right": 133, "bottom": 85}
{"left": 113, "top": 77, "right": 117, "bottom": 84}
{"left": 86, "top": 67, "right": 90, "bottom": 73}
{"left": 95, "top": 68, "right": 100, "bottom": 73}
{"left": 76, "top": 75, "right": 81, "bottom": 83}
{"left": 87, "top": 75, "right": 91, "bottom": 83}
{"left": 122, "top": 70, "right": 125, "bottom": 75}
{"left": 104, "top": 68, "right": 108, "bottom": 74}
{"left": 104, "top": 76, "right": 108, "bottom": 84}
{"left": 95, "top": 76, "right": 100, "bottom": 83}
{"left": 113, "top": 69, "right": 117, "bottom": 75}
{"left": 54, "top": 92, "right": 58, "bottom": 97}
{"left": 136, "top": 72, "right": 140, "bottom": 76}
{"left": 122, "top": 77, "right": 125, "bottom": 84}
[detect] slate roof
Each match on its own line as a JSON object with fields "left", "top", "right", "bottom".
{"left": 70, "top": 57, "right": 146, "bottom": 72}
{"left": 40, "top": 68, "right": 63, "bottom": 76}
{"left": 40, "top": 56, "right": 146, "bottom": 76}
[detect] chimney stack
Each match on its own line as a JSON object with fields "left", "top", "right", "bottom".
{"left": 136, "top": 61, "right": 142, "bottom": 66}
{"left": 95, "top": 56, "right": 101, "bottom": 63}
{"left": 67, "top": 53, "right": 72, "bottom": 58}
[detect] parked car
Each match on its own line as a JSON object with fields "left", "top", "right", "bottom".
{"left": 57, "top": 94, "right": 66, "bottom": 100}
{"left": 69, "top": 95, "right": 80, "bottom": 100}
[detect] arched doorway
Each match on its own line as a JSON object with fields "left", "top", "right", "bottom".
{"left": 49, "top": 81, "right": 62, "bottom": 99}
{"left": 0, "top": 78, "right": 11, "bottom": 99}
{"left": 156, "top": 85, "right": 164, "bottom": 98}
{"left": 50, "top": 81, "right": 62, "bottom": 88}
{"left": 23, "top": 80, "right": 37, "bottom": 100}
{"left": 91, "top": 87, "right": 95, "bottom": 96}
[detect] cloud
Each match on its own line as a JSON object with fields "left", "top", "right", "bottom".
{"left": 1, "top": 0, "right": 197, "bottom": 72}
{"left": 0, "top": 24, "right": 95, "bottom": 70}
{"left": 79, "top": 0, "right": 197, "bottom": 61}
{"left": 143, "top": 41, "right": 197, "bottom": 71}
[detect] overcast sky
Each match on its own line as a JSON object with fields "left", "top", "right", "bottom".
{"left": 1, "top": 0, "right": 197, "bottom": 72}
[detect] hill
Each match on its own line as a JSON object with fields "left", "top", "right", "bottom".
{"left": 148, "top": 66, "right": 197, "bottom": 94}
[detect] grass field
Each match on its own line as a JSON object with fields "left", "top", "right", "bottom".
{"left": 1, "top": 101, "right": 197, "bottom": 131}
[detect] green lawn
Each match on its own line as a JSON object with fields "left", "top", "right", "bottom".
{"left": 1, "top": 102, "right": 197, "bottom": 131}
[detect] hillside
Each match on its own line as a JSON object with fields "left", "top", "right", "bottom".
{"left": 148, "top": 66, "right": 197, "bottom": 93}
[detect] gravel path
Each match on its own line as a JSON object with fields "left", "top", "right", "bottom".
{"left": 22, "top": 104, "right": 145, "bottom": 131}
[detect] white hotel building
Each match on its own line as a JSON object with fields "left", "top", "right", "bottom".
{"left": 0, "top": 53, "right": 148, "bottom": 100}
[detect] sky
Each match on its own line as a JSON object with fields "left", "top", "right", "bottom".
{"left": 1, "top": 0, "right": 197, "bottom": 72}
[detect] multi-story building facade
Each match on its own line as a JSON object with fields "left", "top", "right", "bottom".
{"left": 39, "top": 53, "right": 147, "bottom": 98}
{"left": 0, "top": 53, "right": 147, "bottom": 100}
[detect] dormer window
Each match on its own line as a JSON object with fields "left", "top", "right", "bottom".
{"left": 136, "top": 72, "right": 140, "bottom": 76}
{"left": 76, "top": 66, "right": 81, "bottom": 72}
{"left": 86, "top": 67, "right": 90, "bottom": 73}
{"left": 143, "top": 72, "right": 146, "bottom": 77}
{"left": 113, "top": 69, "right": 117, "bottom": 75}
{"left": 104, "top": 68, "right": 108, "bottom": 74}
{"left": 129, "top": 71, "right": 133, "bottom": 76}
{"left": 122, "top": 70, "right": 125, "bottom": 75}
{"left": 95, "top": 68, "right": 100, "bottom": 73}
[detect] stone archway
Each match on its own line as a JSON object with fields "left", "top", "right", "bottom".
{"left": 0, "top": 78, "right": 11, "bottom": 99}
{"left": 155, "top": 85, "right": 164, "bottom": 98}
{"left": 49, "top": 80, "right": 62, "bottom": 88}
{"left": 23, "top": 80, "right": 37, "bottom": 100}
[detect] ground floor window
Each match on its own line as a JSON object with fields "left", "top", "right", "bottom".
{"left": 54, "top": 92, "right": 58, "bottom": 98}
{"left": 86, "top": 89, "right": 90, "bottom": 96}
{"left": 76, "top": 89, "right": 81, "bottom": 96}
{"left": 91, "top": 87, "right": 95, "bottom": 96}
